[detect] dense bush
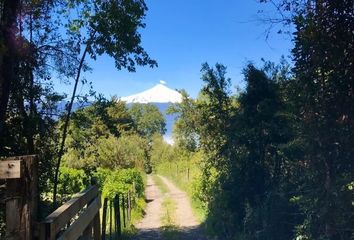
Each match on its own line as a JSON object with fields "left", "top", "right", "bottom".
{"left": 100, "top": 168, "right": 145, "bottom": 200}
{"left": 50, "top": 167, "right": 145, "bottom": 205}
{"left": 57, "top": 167, "right": 88, "bottom": 200}
{"left": 167, "top": 44, "right": 353, "bottom": 239}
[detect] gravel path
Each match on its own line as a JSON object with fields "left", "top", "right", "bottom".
{"left": 157, "top": 175, "right": 199, "bottom": 228}
{"left": 134, "top": 175, "right": 164, "bottom": 239}
{"left": 134, "top": 175, "right": 208, "bottom": 240}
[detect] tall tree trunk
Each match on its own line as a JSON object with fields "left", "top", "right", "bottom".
{"left": 52, "top": 44, "right": 88, "bottom": 207}
{"left": 26, "top": 12, "right": 36, "bottom": 154}
{"left": 0, "top": 0, "right": 20, "bottom": 137}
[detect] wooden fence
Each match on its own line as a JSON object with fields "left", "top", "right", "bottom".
{"left": 101, "top": 193, "right": 132, "bottom": 240}
{"left": 0, "top": 155, "right": 38, "bottom": 240}
{"left": 0, "top": 155, "right": 134, "bottom": 240}
{"left": 39, "top": 183, "right": 101, "bottom": 240}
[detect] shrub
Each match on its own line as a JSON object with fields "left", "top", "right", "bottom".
{"left": 58, "top": 167, "right": 87, "bottom": 198}
{"left": 101, "top": 168, "right": 144, "bottom": 200}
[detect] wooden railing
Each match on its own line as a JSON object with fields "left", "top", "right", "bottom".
{"left": 1, "top": 155, "right": 135, "bottom": 240}
{"left": 0, "top": 155, "right": 102, "bottom": 240}
{"left": 0, "top": 155, "right": 38, "bottom": 240}
{"left": 39, "top": 184, "right": 101, "bottom": 240}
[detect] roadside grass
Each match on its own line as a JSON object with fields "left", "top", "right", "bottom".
{"left": 161, "top": 197, "right": 176, "bottom": 226}
{"left": 121, "top": 197, "right": 146, "bottom": 239}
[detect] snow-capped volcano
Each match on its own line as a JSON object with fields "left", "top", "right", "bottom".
{"left": 121, "top": 81, "right": 182, "bottom": 103}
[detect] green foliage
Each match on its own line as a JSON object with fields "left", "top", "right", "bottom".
{"left": 93, "top": 167, "right": 112, "bottom": 187}
{"left": 62, "top": 98, "right": 168, "bottom": 174}
{"left": 164, "top": 7, "right": 354, "bottom": 236}
{"left": 101, "top": 168, "right": 144, "bottom": 200}
{"left": 84, "top": 0, "right": 157, "bottom": 71}
{"left": 150, "top": 134, "right": 176, "bottom": 169}
{"left": 167, "top": 90, "right": 199, "bottom": 152}
{"left": 55, "top": 167, "right": 146, "bottom": 238}
{"left": 288, "top": 1, "right": 354, "bottom": 239}
{"left": 96, "top": 134, "right": 148, "bottom": 170}
{"left": 57, "top": 167, "right": 88, "bottom": 200}
{"left": 62, "top": 98, "right": 153, "bottom": 171}
{"left": 0, "top": 0, "right": 155, "bottom": 234}
{"left": 164, "top": 62, "right": 301, "bottom": 239}
{"left": 129, "top": 103, "right": 166, "bottom": 139}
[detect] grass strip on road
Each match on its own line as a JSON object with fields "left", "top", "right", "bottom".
{"left": 152, "top": 175, "right": 169, "bottom": 194}
{"left": 152, "top": 175, "right": 181, "bottom": 240}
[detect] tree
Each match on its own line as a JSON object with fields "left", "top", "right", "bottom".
{"left": 190, "top": 62, "right": 300, "bottom": 239}
{"left": 167, "top": 90, "right": 199, "bottom": 152}
{"left": 0, "top": 0, "right": 21, "bottom": 134}
{"left": 257, "top": 1, "right": 353, "bottom": 238}
{"left": 0, "top": 0, "right": 79, "bottom": 153}
{"left": 288, "top": 1, "right": 354, "bottom": 238}
{"left": 0, "top": 1, "right": 80, "bottom": 231}
{"left": 150, "top": 134, "right": 176, "bottom": 169}
{"left": 192, "top": 63, "right": 236, "bottom": 238}
{"left": 235, "top": 64, "right": 298, "bottom": 239}
{"left": 128, "top": 103, "right": 166, "bottom": 139}
{"left": 53, "top": 0, "right": 157, "bottom": 205}
{"left": 95, "top": 134, "right": 148, "bottom": 170}
{"left": 62, "top": 98, "right": 135, "bottom": 171}
{"left": 0, "top": 0, "right": 81, "bottom": 201}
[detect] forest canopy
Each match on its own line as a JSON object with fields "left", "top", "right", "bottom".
{"left": 0, "top": 0, "right": 353, "bottom": 239}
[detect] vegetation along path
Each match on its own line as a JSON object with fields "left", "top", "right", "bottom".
{"left": 134, "top": 175, "right": 208, "bottom": 240}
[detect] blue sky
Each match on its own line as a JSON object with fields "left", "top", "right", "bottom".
{"left": 55, "top": 0, "right": 293, "bottom": 99}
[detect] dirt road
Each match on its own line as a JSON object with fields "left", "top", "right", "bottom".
{"left": 134, "top": 175, "right": 207, "bottom": 240}
{"left": 134, "top": 175, "right": 164, "bottom": 239}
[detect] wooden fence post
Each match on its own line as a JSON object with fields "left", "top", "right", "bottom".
{"left": 109, "top": 201, "right": 113, "bottom": 240}
{"left": 121, "top": 195, "right": 126, "bottom": 228}
{"left": 127, "top": 191, "right": 131, "bottom": 223}
{"left": 1, "top": 155, "right": 38, "bottom": 240}
{"left": 114, "top": 195, "right": 121, "bottom": 238}
{"left": 132, "top": 182, "right": 136, "bottom": 208}
{"left": 102, "top": 198, "right": 108, "bottom": 240}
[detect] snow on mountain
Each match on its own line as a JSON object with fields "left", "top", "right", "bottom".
{"left": 121, "top": 81, "right": 182, "bottom": 103}
{"left": 121, "top": 81, "right": 182, "bottom": 144}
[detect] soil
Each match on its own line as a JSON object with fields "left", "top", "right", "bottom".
{"left": 134, "top": 175, "right": 208, "bottom": 240}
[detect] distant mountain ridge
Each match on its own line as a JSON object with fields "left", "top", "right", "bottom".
{"left": 121, "top": 81, "right": 182, "bottom": 104}
{"left": 122, "top": 82, "right": 181, "bottom": 144}
{"left": 57, "top": 83, "right": 180, "bottom": 144}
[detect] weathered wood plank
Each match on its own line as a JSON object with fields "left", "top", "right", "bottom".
{"left": 93, "top": 212, "right": 101, "bottom": 240}
{"left": 42, "top": 185, "right": 98, "bottom": 237}
{"left": 122, "top": 195, "right": 126, "bottom": 228}
{"left": 5, "top": 155, "right": 38, "bottom": 240}
{"left": 114, "top": 195, "right": 121, "bottom": 238}
{"left": 81, "top": 222, "right": 92, "bottom": 240}
{"left": 0, "top": 160, "right": 21, "bottom": 179}
{"left": 101, "top": 198, "right": 108, "bottom": 240}
{"left": 57, "top": 197, "right": 100, "bottom": 240}
{"left": 128, "top": 191, "right": 131, "bottom": 222}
